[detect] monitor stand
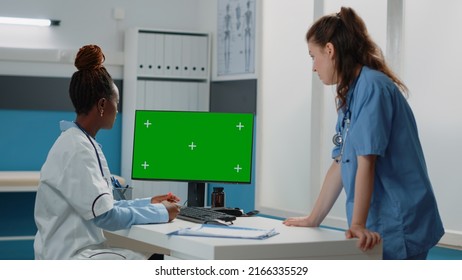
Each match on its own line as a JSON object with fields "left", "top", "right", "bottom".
{"left": 187, "top": 182, "right": 205, "bottom": 207}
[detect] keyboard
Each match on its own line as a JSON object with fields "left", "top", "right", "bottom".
{"left": 177, "top": 206, "right": 237, "bottom": 224}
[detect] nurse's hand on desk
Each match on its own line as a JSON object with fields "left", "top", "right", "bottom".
{"left": 150, "top": 192, "right": 181, "bottom": 204}
{"left": 161, "top": 201, "right": 181, "bottom": 222}
{"left": 345, "top": 225, "right": 381, "bottom": 251}
{"left": 283, "top": 216, "right": 318, "bottom": 227}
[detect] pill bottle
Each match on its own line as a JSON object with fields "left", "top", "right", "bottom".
{"left": 211, "top": 187, "right": 225, "bottom": 208}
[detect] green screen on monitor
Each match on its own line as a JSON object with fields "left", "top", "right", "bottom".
{"left": 131, "top": 110, "right": 254, "bottom": 183}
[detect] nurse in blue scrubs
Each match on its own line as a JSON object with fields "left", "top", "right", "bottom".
{"left": 283, "top": 7, "right": 444, "bottom": 260}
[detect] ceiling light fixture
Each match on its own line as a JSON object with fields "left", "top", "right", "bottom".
{"left": 0, "top": 16, "right": 60, "bottom": 27}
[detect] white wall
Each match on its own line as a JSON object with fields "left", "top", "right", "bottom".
{"left": 256, "top": 0, "right": 315, "bottom": 217}
{"left": 402, "top": 0, "right": 462, "bottom": 245}
{"left": 0, "top": 0, "right": 215, "bottom": 78}
{"left": 0, "top": 0, "right": 215, "bottom": 50}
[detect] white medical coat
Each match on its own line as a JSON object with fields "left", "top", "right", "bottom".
{"left": 34, "top": 122, "right": 154, "bottom": 259}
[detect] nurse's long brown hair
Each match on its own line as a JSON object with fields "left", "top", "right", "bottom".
{"left": 307, "top": 7, "right": 408, "bottom": 110}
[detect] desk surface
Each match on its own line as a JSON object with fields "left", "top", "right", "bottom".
{"left": 108, "top": 216, "right": 382, "bottom": 260}
{"left": 0, "top": 171, "right": 40, "bottom": 191}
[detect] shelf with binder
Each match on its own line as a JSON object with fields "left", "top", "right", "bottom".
{"left": 136, "top": 30, "right": 209, "bottom": 80}
{"left": 122, "top": 28, "right": 211, "bottom": 202}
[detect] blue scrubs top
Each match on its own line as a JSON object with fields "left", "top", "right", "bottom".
{"left": 332, "top": 66, "right": 444, "bottom": 259}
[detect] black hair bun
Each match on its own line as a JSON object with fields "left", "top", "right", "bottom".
{"left": 74, "top": 44, "right": 106, "bottom": 71}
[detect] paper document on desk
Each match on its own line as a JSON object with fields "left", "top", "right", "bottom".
{"left": 168, "top": 224, "right": 279, "bottom": 240}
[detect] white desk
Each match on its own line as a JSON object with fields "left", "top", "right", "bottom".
{"left": 0, "top": 171, "right": 126, "bottom": 242}
{"left": 0, "top": 171, "right": 41, "bottom": 192}
{"left": 106, "top": 216, "right": 382, "bottom": 260}
{"left": 0, "top": 171, "right": 126, "bottom": 192}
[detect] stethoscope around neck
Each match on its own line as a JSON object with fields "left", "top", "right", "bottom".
{"left": 332, "top": 105, "right": 352, "bottom": 163}
{"left": 332, "top": 68, "right": 362, "bottom": 154}
{"left": 74, "top": 122, "right": 120, "bottom": 189}
{"left": 74, "top": 122, "right": 105, "bottom": 177}
{"left": 74, "top": 121, "right": 119, "bottom": 217}
{"left": 332, "top": 105, "right": 352, "bottom": 148}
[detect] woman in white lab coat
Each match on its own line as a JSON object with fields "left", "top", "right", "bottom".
{"left": 34, "top": 45, "right": 181, "bottom": 260}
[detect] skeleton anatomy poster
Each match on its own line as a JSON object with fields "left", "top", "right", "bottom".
{"left": 217, "top": 0, "right": 256, "bottom": 77}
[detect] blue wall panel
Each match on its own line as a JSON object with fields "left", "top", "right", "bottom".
{"left": 0, "top": 109, "right": 122, "bottom": 174}
{"left": 0, "top": 192, "right": 36, "bottom": 236}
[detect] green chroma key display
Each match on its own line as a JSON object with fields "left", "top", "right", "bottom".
{"left": 132, "top": 110, "right": 254, "bottom": 183}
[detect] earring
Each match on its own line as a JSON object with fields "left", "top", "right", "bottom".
{"left": 100, "top": 110, "right": 104, "bottom": 117}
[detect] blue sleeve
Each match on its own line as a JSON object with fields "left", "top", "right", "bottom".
{"left": 349, "top": 81, "right": 394, "bottom": 157}
{"left": 92, "top": 202, "right": 169, "bottom": 231}
{"left": 113, "top": 197, "right": 151, "bottom": 207}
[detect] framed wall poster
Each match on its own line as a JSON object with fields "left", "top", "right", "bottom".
{"left": 216, "top": 0, "right": 256, "bottom": 79}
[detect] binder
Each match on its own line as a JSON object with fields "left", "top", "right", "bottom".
{"left": 181, "top": 35, "right": 192, "bottom": 78}
{"left": 164, "top": 34, "right": 182, "bottom": 78}
{"left": 137, "top": 32, "right": 148, "bottom": 76}
{"left": 152, "top": 33, "right": 165, "bottom": 77}
{"left": 197, "top": 36, "right": 208, "bottom": 79}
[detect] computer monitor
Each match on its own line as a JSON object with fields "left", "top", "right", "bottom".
{"left": 131, "top": 110, "right": 255, "bottom": 187}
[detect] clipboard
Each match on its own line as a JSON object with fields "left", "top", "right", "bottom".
{"left": 167, "top": 224, "right": 279, "bottom": 240}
